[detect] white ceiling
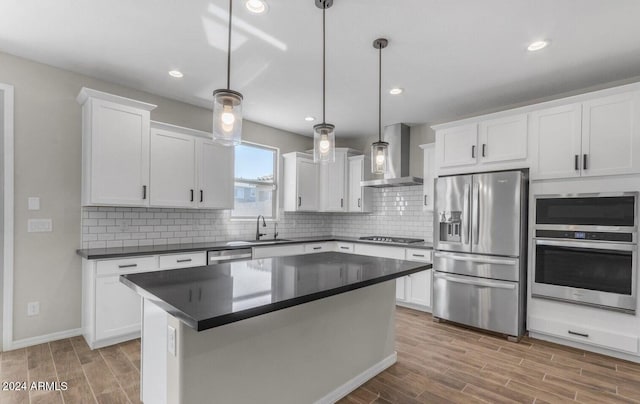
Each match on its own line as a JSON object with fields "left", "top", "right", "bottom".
{"left": 2, "top": 0, "right": 640, "bottom": 138}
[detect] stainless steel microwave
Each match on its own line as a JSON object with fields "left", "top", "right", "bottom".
{"left": 532, "top": 193, "right": 638, "bottom": 313}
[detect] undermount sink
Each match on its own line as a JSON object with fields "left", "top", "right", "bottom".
{"left": 225, "top": 239, "right": 291, "bottom": 246}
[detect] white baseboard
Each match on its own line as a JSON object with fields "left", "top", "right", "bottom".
{"left": 396, "top": 301, "right": 431, "bottom": 313}
{"left": 8, "top": 328, "right": 82, "bottom": 351}
{"left": 314, "top": 352, "right": 397, "bottom": 404}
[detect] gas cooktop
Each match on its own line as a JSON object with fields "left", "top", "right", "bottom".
{"left": 359, "top": 236, "right": 424, "bottom": 244}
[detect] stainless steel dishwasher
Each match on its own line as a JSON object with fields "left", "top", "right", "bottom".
{"left": 207, "top": 248, "right": 253, "bottom": 264}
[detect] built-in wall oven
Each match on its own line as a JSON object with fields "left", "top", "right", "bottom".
{"left": 532, "top": 193, "right": 638, "bottom": 313}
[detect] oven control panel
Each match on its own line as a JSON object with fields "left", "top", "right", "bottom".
{"left": 535, "top": 230, "right": 632, "bottom": 242}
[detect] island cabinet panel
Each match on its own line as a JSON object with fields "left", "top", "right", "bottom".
{"left": 78, "top": 88, "right": 156, "bottom": 207}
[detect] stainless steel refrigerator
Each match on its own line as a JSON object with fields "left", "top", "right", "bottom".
{"left": 433, "top": 170, "right": 528, "bottom": 339}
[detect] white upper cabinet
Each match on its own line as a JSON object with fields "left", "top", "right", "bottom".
{"left": 436, "top": 124, "right": 478, "bottom": 169}
{"left": 582, "top": 92, "right": 640, "bottom": 177}
{"left": 150, "top": 127, "right": 196, "bottom": 208}
{"left": 420, "top": 144, "right": 435, "bottom": 211}
{"left": 319, "top": 149, "right": 347, "bottom": 212}
{"left": 348, "top": 155, "right": 372, "bottom": 213}
{"left": 530, "top": 103, "right": 582, "bottom": 180}
{"left": 283, "top": 153, "right": 319, "bottom": 212}
{"left": 478, "top": 114, "right": 528, "bottom": 164}
{"left": 78, "top": 87, "right": 156, "bottom": 206}
{"left": 197, "top": 138, "right": 234, "bottom": 209}
{"left": 531, "top": 91, "right": 640, "bottom": 180}
{"left": 149, "top": 122, "right": 234, "bottom": 209}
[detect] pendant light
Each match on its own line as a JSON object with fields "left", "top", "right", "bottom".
{"left": 371, "top": 38, "right": 389, "bottom": 174}
{"left": 212, "top": 0, "right": 243, "bottom": 146}
{"left": 313, "top": 0, "right": 336, "bottom": 164}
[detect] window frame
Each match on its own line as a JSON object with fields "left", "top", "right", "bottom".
{"left": 230, "top": 140, "right": 280, "bottom": 221}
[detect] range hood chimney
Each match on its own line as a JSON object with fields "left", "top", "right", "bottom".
{"left": 361, "top": 123, "right": 423, "bottom": 188}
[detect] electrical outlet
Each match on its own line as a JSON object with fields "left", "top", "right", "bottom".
{"left": 167, "top": 325, "right": 176, "bottom": 356}
{"left": 27, "top": 301, "right": 40, "bottom": 316}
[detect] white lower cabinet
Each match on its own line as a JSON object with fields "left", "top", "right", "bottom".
{"left": 95, "top": 275, "right": 142, "bottom": 342}
{"left": 83, "top": 252, "right": 205, "bottom": 349}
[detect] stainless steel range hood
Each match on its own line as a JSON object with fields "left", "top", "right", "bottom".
{"left": 361, "top": 123, "right": 423, "bottom": 188}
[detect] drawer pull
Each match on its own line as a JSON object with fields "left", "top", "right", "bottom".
{"left": 412, "top": 254, "right": 425, "bottom": 258}
{"left": 118, "top": 264, "right": 137, "bottom": 269}
{"left": 313, "top": 247, "right": 322, "bottom": 250}
{"left": 340, "top": 246, "right": 350, "bottom": 250}
{"left": 568, "top": 330, "right": 589, "bottom": 338}
{"left": 177, "top": 258, "right": 193, "bottom": 263}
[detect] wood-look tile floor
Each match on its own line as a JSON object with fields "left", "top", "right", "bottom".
{"left": 2, "top": 307, "right": 640, "bottom": 403}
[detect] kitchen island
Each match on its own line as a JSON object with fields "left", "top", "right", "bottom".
{"left": 121, "top": 252, "right": 431, "bottom": 404}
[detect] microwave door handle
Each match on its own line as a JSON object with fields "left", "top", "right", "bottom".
{"left": 535, "top": 238, "right": 636, "bottom": 252}
{"left": 472, "top": 183, "right": 480, "bottom": 245}
{"left": 463, "top": 184, "right": 471, "bottom": 245}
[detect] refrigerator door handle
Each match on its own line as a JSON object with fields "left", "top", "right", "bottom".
{"left": 434, "top": 272, "right": 516, "bottom": 290}
{"left": 463, "top": 184, "right": 471, "bottom": 244}
{"left": 472, "top": 183, "right": 480, "bottom": 245}
{"left": 434, "top": 251, "right": 518, "bottom": 266}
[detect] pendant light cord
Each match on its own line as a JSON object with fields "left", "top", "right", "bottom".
{"left": 322, "top": 7, "right": 326, "bottom": 124}
{"left": 378, "top": 45, "right": 382, "bottom": 142}
{"left": 227, "top": 0, "right": 232, "bottom": 90}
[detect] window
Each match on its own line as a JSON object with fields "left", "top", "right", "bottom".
{"left": 231, "top": 142, "right": 278, "bottom": 219}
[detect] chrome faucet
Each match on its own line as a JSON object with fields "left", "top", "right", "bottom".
{"left": 256, "top": 215, "right": 267, "bottom": 240}
{"left": 273, "top": 222, "right": 279, "bottom": 240}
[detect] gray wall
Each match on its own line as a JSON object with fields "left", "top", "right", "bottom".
{"left": 0, "top": 90, "right": 4, "bottom": 343}
{"left": 0, "top": 51, "right": 313, "bottom": 341}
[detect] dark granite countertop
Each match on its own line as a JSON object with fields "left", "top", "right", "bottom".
{"left": 77, "top": 236, "right": 433, "bottom": 260}
{"left": 120, "top": 252, "right": 431, "bottom": 331}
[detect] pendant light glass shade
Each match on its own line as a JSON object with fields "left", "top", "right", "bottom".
{"left": 371, "top": 140, "right": 389, "bottom": 174}
{"left": 213, "top": 89, "right": 243, "bottom": 146}
{"left": 313, "top": 123, "right": 335, "bottom": 163}
{"left": 212, "top": 0, "right": 243, "bottom": 146}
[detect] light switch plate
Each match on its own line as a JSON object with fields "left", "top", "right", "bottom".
{"left": 167, "top": 325, "right": 176, "bottom": 356}
{"left": 28, "top": 197, "right": 40, "bottom": 211}
{"left": 27, "top": 219, "right": 53, "bottom": 233}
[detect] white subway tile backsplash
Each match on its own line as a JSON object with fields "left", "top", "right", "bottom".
{"left": 81, "top": 186, "right": 432, "bottom": 249}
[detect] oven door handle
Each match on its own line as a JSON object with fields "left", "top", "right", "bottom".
{"left": 434, "top": 272, "right": 516, "bottom": 290}
{"left": 434, "top": 251, "right": 517, "bottom": 266}
{"left": 534, "top": 238, "right": 637, "bottom": 252}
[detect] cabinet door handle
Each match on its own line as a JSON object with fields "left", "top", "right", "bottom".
{"left": 575, "top": 155, "right": 579, "bottom": 171}
{"left": 340, "top": 198, "right": 344, "bottom": 208}
{"left": 200, "top": 190, "right": 203, "bottom": 203}
{"left": 357, "top": 198, "right": 361, "bottom": 208}
{"left": 177, "top": 258, "right": 192, "bottom": 263}
{"left": 583, "top": 154, "right": 588, "bottom": 170}
{"left": 482, "top": 144, "right": 486, "bottom": 157}
{"left": 298, "top": 196, "right": 302, "bottom": 207}
{"left": 568, "top": 330, "right": 589, "bottom": 338}
{"left": 340, "top": 246, "right": 349, "bottom": 250}
{"left": 190, "top": 189, "right": 194, "bottom": 202}
{"left": 313, "top": 246, "right": 322, "bottom": 250}
{"left": 118, "top": 264, "right": 137, "bottom": 269}
{"left": 142, "top": 185, "right": 147, "bottom": 200}
{"left": 424, "top": 195, "right": 428, "bottom": 206}
{"left": 471, "top": 145, "right": 476, "bottom": 158}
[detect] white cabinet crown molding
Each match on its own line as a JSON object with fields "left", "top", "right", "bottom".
{"left": 151, "top": 120, "right": 211, "bottom": 139}
{"left": 77, "top": 87, "right": 157, "bottom": 111}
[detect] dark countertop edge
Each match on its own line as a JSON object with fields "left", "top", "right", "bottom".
{"left": 121, "top": 262, "right": 431, "bottom": 332}
{"left": 78, "top": 237, "right": 433, "bottom": 260}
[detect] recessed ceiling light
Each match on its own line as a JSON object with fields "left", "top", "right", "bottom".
{"left": 389, "top": 88, "right": 403, "bottom": 95}
{"left": 305, "top": 116, "right": 315, "bottom": 122}
{"left": 527, "top": 40, "right": 549, "bottom": 52}
{"left": 245, "top": 0, "right": 267, "bottom": 14}
{"left": 168, "top": 70, "right": 184, "bottom": 78}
